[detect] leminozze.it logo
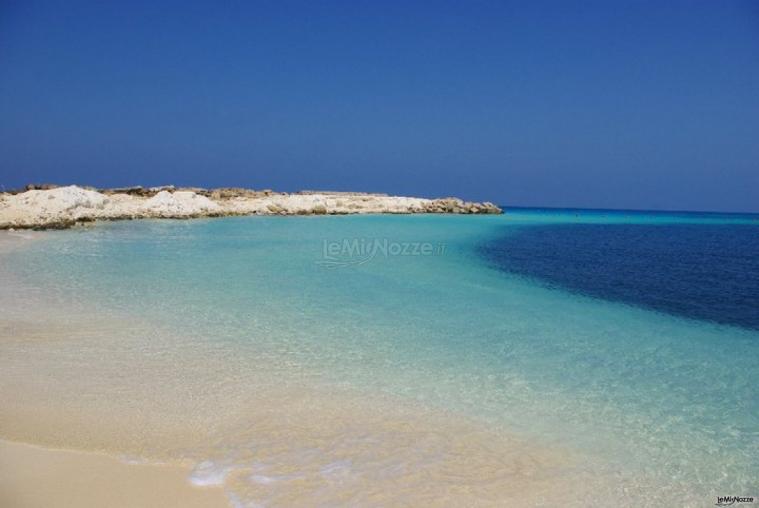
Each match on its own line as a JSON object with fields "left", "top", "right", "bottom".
{"left": 716, "top": 496, "right": 755, "bottom": 507}
{"left": 318, "top": 238, "right": 446, "bottom": 268}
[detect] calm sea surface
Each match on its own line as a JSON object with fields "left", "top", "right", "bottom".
{"left": 1, "top": 208, "right": 757, "bottom": 506}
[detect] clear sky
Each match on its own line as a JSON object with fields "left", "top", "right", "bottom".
{"left": 1, "top": 1, "right": 758, "bottom": 212}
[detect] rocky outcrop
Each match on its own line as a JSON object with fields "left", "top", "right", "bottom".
{"left": 140, "top": 191, "right": 221, "bottom": 218}
{"left": 204, "top": 188, "right": 276, "bottom": 200}
{"left": 0, "top": 186, "right": 111, "bottom": 229}
{"left": 0, "top": 185, "right": 502, "bottom": 230}
{"left": 422, "top": 198, "right": 501, "bottom": 214}
{"left": 100, "top": 185, "right": 175, "bottom": 197}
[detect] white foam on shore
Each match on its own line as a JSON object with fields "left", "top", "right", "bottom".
{"left": 188, "top": 460, "right": 235, "bottom": 487}
{"left": 249, "top": 474, "right": 276, "bottom": 485}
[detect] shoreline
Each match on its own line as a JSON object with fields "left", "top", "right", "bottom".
{"left": 2, "top": 216, "right": 746, "bottom": 506}
{"left": 0, "top": 439, "right": 228, "bottom": 508}
{"left": 0, "top": 232, "right": 596, "bottom": 506}
{"left": 0, "top": 185, "right": 501, "bottom": 230}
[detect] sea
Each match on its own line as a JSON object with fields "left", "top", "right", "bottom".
{"left": 0, "top": 207, "right": 757, "bottom": 506}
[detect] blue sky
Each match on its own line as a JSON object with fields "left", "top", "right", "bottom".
{"left": 1, "top": 0, "right": 758, "bottom": 211}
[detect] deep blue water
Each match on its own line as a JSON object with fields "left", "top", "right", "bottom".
{"left": 481, "top": 220, "right": 759, "bottom": 330}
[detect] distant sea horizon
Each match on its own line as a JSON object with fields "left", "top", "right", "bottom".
{"left": 502, "top": 204, "right": 759, "bottom": 217}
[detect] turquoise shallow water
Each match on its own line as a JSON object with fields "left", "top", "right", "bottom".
{"left": 3, "top": 210, "right": 758, "bottom": 505}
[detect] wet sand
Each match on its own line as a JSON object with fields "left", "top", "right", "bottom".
{"left": 0, "top": 440, "right": 227, "bottom": 508}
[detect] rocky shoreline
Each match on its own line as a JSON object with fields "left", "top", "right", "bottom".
{"left": 0, "top": 185, "right": 501, "bottom": 230}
